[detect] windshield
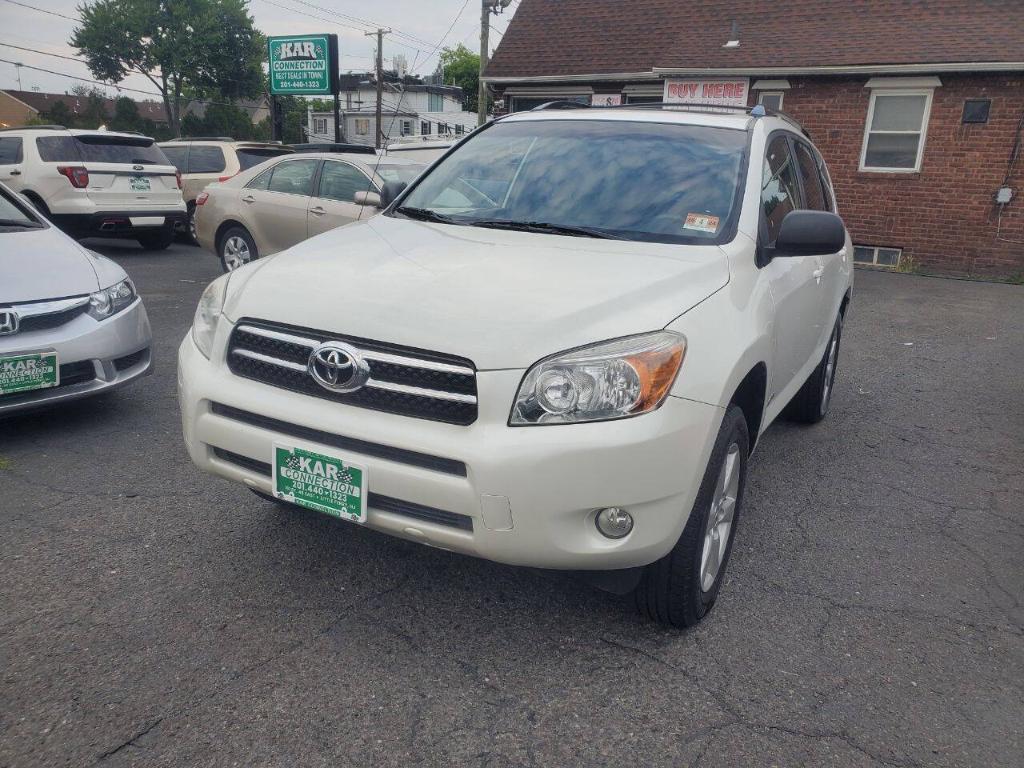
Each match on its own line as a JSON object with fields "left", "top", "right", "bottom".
{"left": 396, "top": 119, "right": 747, "bottom": 244}
{"left": 376, "top": 164, "right": 423, "bottom": 185}
{"left": 0, "top": 186, "right": 43, "bottom": 230}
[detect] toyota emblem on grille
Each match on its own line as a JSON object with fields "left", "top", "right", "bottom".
{"left": 308, "top": 341, "right": 370, "bottom": 393}
{"left": 0, "top": 309, "right": 18, "bottom": 336}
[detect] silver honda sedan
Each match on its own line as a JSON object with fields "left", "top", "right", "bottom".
{"left": 0, "top": 183, "right": 152, "bottom": 415}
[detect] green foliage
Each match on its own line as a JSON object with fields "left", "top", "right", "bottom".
{"left": 180, "top": 101, "right": 261, "bottom": 140}
{"left": 71, "top": 0, "right": 264, "bottom": 133}
{"left": 439, "top": 44, "right": 482, "bottom": 113}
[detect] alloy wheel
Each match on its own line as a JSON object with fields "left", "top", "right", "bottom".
{"left": 820, "top": 328, "right": 839, "bottom": 416}
{"left": 222, "top": 235, "right": 251, "bottom": 271}
{"left": 701, "top": 442, "right": 740, "bottom": 592}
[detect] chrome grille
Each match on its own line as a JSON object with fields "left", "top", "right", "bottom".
{"left": 227, "top": 321, "right": 478, "bottom": 425}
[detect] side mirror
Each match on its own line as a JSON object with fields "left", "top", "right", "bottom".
{"left": 773, "top": 210, "right": 846, "bottom": 257}
{"left": 354, "top": 190, "right": 382, "bottom": 208}
{"left": 379, "top": 181, "right": 407, "bottom": 209}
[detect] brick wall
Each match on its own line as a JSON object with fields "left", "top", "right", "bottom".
{"left": 774, "top": 74, "right": 1024, "bottom": 277}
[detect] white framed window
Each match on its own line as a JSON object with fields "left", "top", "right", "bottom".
{"left": 400, "top": 119, "right": 413, "bottom": 136}
{"left": 860, "top": 89, "right": 933, "bottom": 172}
{"left": 354, "top": 118, "right": 370, "bottom": 136}
{"left": 853, "top": 245, "right": 902, "bottom": 267}
{"left": 420, "top": 120, "right": 431, "bottom": 135}
{"left": 313, "top": 117, "right": 328, "bottom": 135}
{"left": 758, "top": 91, "right": 784, "bottom": 111}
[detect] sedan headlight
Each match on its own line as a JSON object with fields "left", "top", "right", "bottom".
{"left": 510, "top": 331, "right": 686, "bottom": 425}
{"left": 87, "top": 279, "right": 136, "bottom": 320}
{"left": 191, "top": 274, "right": 230, "bottom": 359}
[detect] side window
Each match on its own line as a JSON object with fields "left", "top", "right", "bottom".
{"left": 188, "top": 146, "right": 227, "bottom": 174}
{"left": 0, "top": 137, "right": 24, "bottom": 164}
{"left": 35, "top": 136, "right": 80, "bottom": 162}
{"left": 266, "top": 159, "right": 319, "bottom": 196}
{"left": 317, "top": 161, "right": 373, "bottom": 203}
{"left": 246, "top": 167, "right": 274, "bottom": 190}
{"left": 761, "top": 135, "right": 803, "bottom": 245}
{"left": 794, "top": 142, "right": 827, "bottom": 212}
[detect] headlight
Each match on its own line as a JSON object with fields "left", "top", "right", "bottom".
{"left": 87, "top": 279, "right": 136, "bottom": 320}
{"left": 191, "top": 274, "right": 230, "bottom": 359}
{"left": 510, "top": 331, "right": 686, "bottom": 425}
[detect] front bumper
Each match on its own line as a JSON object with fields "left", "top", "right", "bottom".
{"left": 0, "top": 299, "right": 153, "bottom": 416}
{"left": 178, "top": 330, "right": 724, "bottom": 570}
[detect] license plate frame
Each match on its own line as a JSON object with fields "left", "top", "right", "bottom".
{"left": 0, "top": 351, "right": 59, "bottom": 395}
{"left": 129, "top": 175, "right": 151, "bottom": 192}
{"left": 272, "top": 443, "right": 368, "bottom": 523}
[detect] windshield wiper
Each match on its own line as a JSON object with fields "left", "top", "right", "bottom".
{"left": 0, "top": 218, "right": 43, "bottom": 229}
{"left": 467, "top": 219, "right": 625, "bottom": 240}
{"left": 394, "top": 206, "right": 462, "bottom": 225}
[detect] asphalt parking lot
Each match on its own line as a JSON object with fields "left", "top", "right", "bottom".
{"left": 2, "top": 240, "right": 1022, "bottom": 768}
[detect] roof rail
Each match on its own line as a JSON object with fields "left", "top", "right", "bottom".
{"left": 0, "top": 124, "right": 66, "bottom": 132}
{"left": 527, "top": 100, "right": 808, "bottom": 135}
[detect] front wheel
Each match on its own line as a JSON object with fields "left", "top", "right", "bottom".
{"left": 219, "top": 226, "right": 258, "bottom": 272}
{"left": 634, "top": 405, "right": 749, "bottom": 628}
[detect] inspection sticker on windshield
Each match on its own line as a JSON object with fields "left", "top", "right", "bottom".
{"left": 0, "top": 352, "right": 59, "bottom": 395}
{"left": 273, "top": 443, "right": 367, "bottom": 523}
{"left": 684, "top": 212, "right": 720, "bottom": 233}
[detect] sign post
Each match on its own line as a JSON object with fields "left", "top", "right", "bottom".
{"left": 267, "top": 33, "right": 340, "bottom": 142}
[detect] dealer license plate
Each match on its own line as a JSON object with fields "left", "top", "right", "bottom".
{"left": 273, "top": 443, "right": 367, "bottom": 523}
{"left": 130, "top": 175, "right": 151, "bottom": 192}
{"left": 0, "top": 351, "right": 59, "bottom": 395}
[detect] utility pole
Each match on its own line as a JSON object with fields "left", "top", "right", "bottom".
{"left": 478, "top": 0, "right": 512, "bottom": 126}
{"left": 366, "top": 28, "right": 391, "bottom": 149}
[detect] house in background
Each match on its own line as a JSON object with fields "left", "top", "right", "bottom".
{"left": 484, "top": 0, "right": 1024, "bottom": 277}
{"left": 0, "top": 89, "right": 167, "bottom": 128}
{"left": 306, "top": 74, "right": 476, "bottom": 146}
{"left": 183, "top": 96, "right": 271, "bottom": 126}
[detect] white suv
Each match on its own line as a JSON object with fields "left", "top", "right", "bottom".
{"left": 0, "top": 126, "right": 186, "bottom": 250}
{"left": 178, "top": 105, "right": 853, "bottom": 627}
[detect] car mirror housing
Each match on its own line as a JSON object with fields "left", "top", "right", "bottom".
{"left": 379, "top": 181, "right": 408, "bottom": 209}
{"left": 773, "top": 210, "right": 847, "bottom": 257}
{"left": 354, "top": 190, "right": 382, "bottom": 208}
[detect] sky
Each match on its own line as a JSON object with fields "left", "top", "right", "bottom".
{"left": 0, "top": 0, "right": 519, "bottom": 101}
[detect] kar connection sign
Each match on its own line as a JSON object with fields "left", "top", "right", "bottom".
{"left": 268, "top": 34, "right": 339, "bottom": 95}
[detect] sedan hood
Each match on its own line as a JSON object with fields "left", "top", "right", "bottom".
{"left": 225, "top": 216, "right": 730, "bottom": 370}
{"left": 0, "top": 226, "right": 101, "bottom": 303}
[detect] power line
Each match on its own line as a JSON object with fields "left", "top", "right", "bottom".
{"left": 0, "top": 0, "right": 78, "bottom": 23}
{"left": 255, "top": 0, "right": 425, "bottom": 56}
{"left": 283, "top": 0, "right": 435, "bottom": 48}
{"left": 411, "top": 0, "right": 472, "bottom": 75}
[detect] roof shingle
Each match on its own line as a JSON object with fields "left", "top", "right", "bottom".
{"left": 486, "top": 0, "right": 1024, "bottom": 79}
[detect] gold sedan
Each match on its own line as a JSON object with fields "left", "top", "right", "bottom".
{"left": 194, "top": 153, "right": 425, "bottom": 272}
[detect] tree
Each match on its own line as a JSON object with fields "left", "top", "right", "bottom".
{"left": 71, "top": 0, "right": 264, "bottom": 136}
{"left": 181, "top": 101, "right": 256, "bottom": 140}
{"left": 438, "top": 44, "right": 482, "bottom": 113}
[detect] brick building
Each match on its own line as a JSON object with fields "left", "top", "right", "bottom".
{"left": 483, "top": 0, "right": 1024, "bottom": 277}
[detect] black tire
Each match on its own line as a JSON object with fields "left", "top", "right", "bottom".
{"left": 783, "top": 314, "right": 842, "bottom": 424}
{"left": 137, "top": 227, "right": 175, "bottom": 251}
{"left": 634, "top": 405, "right": 750, "bottom": 628}
{"left": 218, "top": 225, "right": 258, "bottom": 273}
{"left": 177, "top": 201, "right": 198, "bottom": 244}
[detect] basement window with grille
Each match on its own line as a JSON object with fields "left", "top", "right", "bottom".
{"left": 853, "top": 245, "right": 902, "bottom": 267}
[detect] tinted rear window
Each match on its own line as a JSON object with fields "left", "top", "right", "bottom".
{"left": 36, "top": 135, "right": 170, "bottom": 165}
{"left": 162, "top": 145, "right": 188, "bottom": 171}
{"left": 0, "top": 137, "right": 23, "bottom": 164}
{"left": 189, "top": 145, "right": 227, "bottom": 174}
{"left": 236, "top": 148, "right": 291, "bottom": 171}
{"left": 75, "top": 136, "right": 170, "bottom": 164}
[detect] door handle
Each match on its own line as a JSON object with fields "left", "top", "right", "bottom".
{"left": 310, "top": 206, "right": 326, "bottom": 216}
{"left": 9, "top": 169, "right": 20, "bottom": 176}
{"left": 813, "top": 266, "right": 825, "bottom": 283}
{"left": 241, "top": 194, "right": 255, "bottom": 203}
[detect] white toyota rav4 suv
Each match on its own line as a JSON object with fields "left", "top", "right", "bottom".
{"left": 0, "top": 126, "right": 185, "bottom": 249}
{"left": 179, "top": 104, "right": 853, "bottom": 627}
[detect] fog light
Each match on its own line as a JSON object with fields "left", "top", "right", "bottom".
{"left": 595, "top": 507, "right": 633, "bottom": 539}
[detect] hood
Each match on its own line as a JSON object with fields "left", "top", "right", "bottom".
{"left": 225, "top": 216, "right": 730, "bottom": 370}
{"left": 0, "top": 226, "right": 102, "bottom": 304}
